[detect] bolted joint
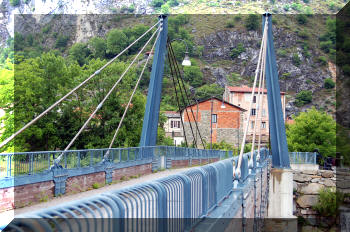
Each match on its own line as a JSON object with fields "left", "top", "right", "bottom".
{"left": 94, "top": 70, "right": 101, "bottom": 75}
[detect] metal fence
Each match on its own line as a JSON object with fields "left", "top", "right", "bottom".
{"left": 0, "top": 146, "right": 227, "bottom": 178}
{"left": 6, "top": 149, "right": 271, "bottom": 232}
{"left": 289, "top": 152, "right": 317, "bottom": 164}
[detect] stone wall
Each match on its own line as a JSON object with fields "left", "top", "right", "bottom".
{"left": 293, "top": 168, "right": 336, "bottom": 225}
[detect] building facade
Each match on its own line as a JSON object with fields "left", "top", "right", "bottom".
{"left": 163, "top": 111, "right": 185, "bottom": 146}
{"left": 181, "top": 97, "right": 245, "bottom": 148}
{"left": 223, "top": 85, "right": 286, "bottom": 143}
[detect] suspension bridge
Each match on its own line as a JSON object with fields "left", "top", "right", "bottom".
{"left": 0, "top": 13, "right": 319, "bottom": 231}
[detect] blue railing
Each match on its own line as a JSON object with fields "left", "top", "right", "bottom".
{"left": 0, "top": 146, "right": 228, "bottom": 178}
{"left": 8, "top": 149, "right": 271, "bottom": 231}
{"left": 289, "top": 152, "right": 317, "bottom": 164}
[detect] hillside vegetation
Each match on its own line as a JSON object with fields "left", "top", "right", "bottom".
{"left": 0, "top": 14, "right": 339, "bottom": 152}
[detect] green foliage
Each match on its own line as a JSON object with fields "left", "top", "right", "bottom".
{"left": 168, "top": 0, "right": 179, "bottom": 6}
{"left": 205, "top": 140, "right": 234, "bottom": 151}
{"left": 231, "top": 43, "right": 245, "bottom": 59}
{"left": 286, "top": 108, "right": 336, "bottom": 157}
{"left": 283, "top": 4, "right": 290, "bottom": 11}
{"left": 69, "top": 43, "right": 91, "bottom": 66}
{"left": 151, "top": 0, "right": 165, "bottom": 7}
{"left": 10, "top": 0, "right": 20, "bottom": 6}
{"left": 55, "top": 35, "right": 70, "bottom": 49}
{"left": 296, "top": 14, "right": 308, "bottom": 25}
{"left": 106, "top": 29, "right": 128, "bottom": 56}
{"left": 245, "top": 14, "right": 259, "bottom": 31}
{"left": 295, "top": 90, "right": 312, "bottom": 106}
{"left": 312, "top": 187, "right": 343, "bottom": 217}
{"left": 183, "top": 65, "right": 203, "bottom": 88}
{"left": 92, "top": 182, "right": 100, "bottom": 189}
{"left": 302, "top": 0, "right": 310, "bottom": 3}
{"left": 324, "top": 78, "right": 335, "bottom": 89}
{"left": 88, "top": 37, "right": 106, "bottom": 59}
{"left": 320, "top": 40, "right": 333, "bottom": 53}
{"left": 277, "top": 49, "right": 287, "bottom": 57}
{"left": 195, "top": 84, "right": 223, "bottom": 100}
{"left": 318, "top": 56, "right": 327, "bottom": 65}
{"left": 297, "top": 30, "right": 310, "bottom": 39}
{"left": 225, "top": 20, "right": 235, "bottom": 28}
{"left": 292, "top": 53, "right": 301, "bottom": 66}
{"left": 343, "top": 64, "right": 350, "bottom": 76}
{"left": 161, "top": 3, "right": 170, "bottom": 14}
{"left": 291, "top": 2, "right": 303, "bottom": 11}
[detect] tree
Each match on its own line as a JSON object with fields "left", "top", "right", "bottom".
{"left": 183, "top": 65, "right": 203, "bottom": 88}
{"left": 88, "top": 37, "right": 106, "bottom": 59}
{"left": 69, "top": 43, "right": 91, "bottom": 66}
{"left": 106, "top": 29, "right": 128, "bottom": 56}
{"left": 195, "top": 84, "right": 224, "bottom": 100}
{"left": 286, "top": 108, "right": 336, "bottom": 158}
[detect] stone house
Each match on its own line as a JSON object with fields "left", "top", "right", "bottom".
{"left": 181, "top": 97, "right": 246, "bottom": 148}
{"left": 163, "top": 111, "right": 185, "bottom": 146}
{"left": 224, "top": 85, "right": 286, "bottom": 144}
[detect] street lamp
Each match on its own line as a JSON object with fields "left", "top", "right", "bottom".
{"left": 171, "top": 38, "right": 191, "bottom": 67}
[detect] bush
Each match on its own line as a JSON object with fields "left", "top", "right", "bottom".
{"left": 320, "top": 40, "right": 333, "bottom": 53}
{"left": 245, "top": 14, "right": 259, "bottom": 31}
{"left": 295, "top": 90, "right": 312, "bottom": 106}
{"left": 343, "top": 64, "right": 350, "bottom": 76}
{"left": 225, "top": 20, "right": 235, "bottom": 28}
{"left": 151, "top": 0, "right": 165, "bottom": 7}
{"left": 303, "top": 0, "right": 310, "bottom": 3}
{"left": 296, "top": 14, "right": 308, "bottom": 25}
{"left": 92, "top": 182, "right": 100, "bottom": 189}
{"left": 55, "top": 35, "right": 69, "bottom": 49}
{"left": 318, "top": 56, "right": 327, "bottom": 65}
{"left": 10, "top": 0, "right": 20, "bottom": 6}
{"left": 231, "top": 43, "right": 245, "bottom": 59}
{"left": 284, "top": 4, "right": 290, "bottom": 11}
{"left": 106, "top": 29, "right": 128, "bottom": 56}
{"left": 291, "top": 2, "right": 302, "bottom": 11}
{"left": 313, "top": 187, "right": 343, "bottom": 217}
{"left": 292, "top": 53, "right": 301, "bottom": 66}
{"left": 277, "top": 49, "right": 287, "bottom": 57}
{"left": 324, "top": 78, "right": 335, "bottom": 89}
{"left": 297, "top": 30, "right": 310, "bottom": 39}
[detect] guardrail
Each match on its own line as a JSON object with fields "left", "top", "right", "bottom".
{"left": 6, "top": 148, "right": 271, "bottom": 232}
{"left": 289, "top": 152, "right": 317, "bottom": 164}
{"left": 0, "top": 146, "right": 228, "bottom": 178}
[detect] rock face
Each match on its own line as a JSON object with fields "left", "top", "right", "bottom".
{"left": 300, "top": 183, "right": 323, "bottom": 195}
{"left": 297, "top": 195, "right": 319, "bottom": 208}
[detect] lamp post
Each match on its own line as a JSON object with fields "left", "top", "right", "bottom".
{"left": 170, "top": 38, "right": 191, "bottom": 66}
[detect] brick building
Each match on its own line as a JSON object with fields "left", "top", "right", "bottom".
{"left": 224, "top": 85, "right": 286, "bottom": 143}
{"left": 163, "top": 111, "right": 185, "bottom": 146}
{"left": 181, "top": 97, "right": 246, "bottom": 148}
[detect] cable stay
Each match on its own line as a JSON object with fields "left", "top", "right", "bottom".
{"left": 54, "top": 26, "right": 161, "bottom": 165}
{"left": 168, "top": 42, "right": 206, "bottom": 149}
{"left": 234, "top": 18, "right": 269, "bottom": 179}
{"left": 103, "top": 28, "right": 161, "bottom": 161}
{"left": 0, "top": 21, "right": 161, "bottom": 150}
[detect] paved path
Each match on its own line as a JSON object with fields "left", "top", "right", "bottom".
{"left": 0, "top": 167, "right": 192, "bottom": 229}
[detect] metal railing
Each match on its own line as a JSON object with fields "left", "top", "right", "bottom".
{"left": 289, "top": 152, "right": 317, "bottom": 164}
{"left": 0, "top": 146, "right": 227, "bottom": 178}
{"left": 10, "top": 149, "right": 271, "bottom": 232}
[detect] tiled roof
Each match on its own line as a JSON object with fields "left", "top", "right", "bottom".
{"left": 163, "top": 111, "right": 180, "bottom": 118}
{"left": 227, "top": 85, "right": 285, "bottom": 95}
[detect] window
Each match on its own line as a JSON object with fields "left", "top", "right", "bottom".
{"left": 251, "top": 121, "right": 255, "bottom": 129}
{"left": 253, "top": 95, "right": 256, "bottom": 103}
{"left": 171, "top": 121, "right": 180, "bottom": 128}
{"left": 262, "top": 122, "right": 266, "bottom": 129}
{"left": 171, "top": 121, "right": 173, "bottom": 128}
{"left": 262, "top": 109, "right": 266, "bottom": 117}
{"left": 251, "top": 109, "right": 256, "bottom": 116}
{"left": 176, "top": 121, "right": 181, "bottom": 128}
{"left": 212, "top": 114, "right": 217, "bottom": 123}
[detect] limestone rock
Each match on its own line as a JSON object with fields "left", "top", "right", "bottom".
{"left": 301, "top": 170, "right": 318, "bottom": 175}
{"left": 297, "top": 195, "right": 319, "bottom": 208}
{"left": 323, "top": 179, "right": 335, "bottom": 187}
{"left": 300, "top": 183, "right": 323, "bottom": 195}
{"left": 294, "top": 173, "right": 312, "bottom": 182}
{"left": 320, "top": 170, "right": 334, "bottom": 178}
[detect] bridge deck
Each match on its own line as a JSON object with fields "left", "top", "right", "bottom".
{"left": 0, "top": 167, "right": 192, "bottom": 227}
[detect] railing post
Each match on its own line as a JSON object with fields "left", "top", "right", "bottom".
{"left": 7, "top": 154, "right": 12, "bottom": 177}
{"left": 77, "top": 151, "right": 81, "bottom": 168}
{"left": 29, "top": 153, "right": 34, "bottom": 175}
{"left": 90, "top": 151, "right": 93, "bottom": 167}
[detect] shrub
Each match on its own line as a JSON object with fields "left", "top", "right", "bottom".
{"left": 225, "top": 20, "right": 235, "bottom": 28}
{"left": 92, "top": 183, "right": 100, "bottom": 189}
{"left": 295, "top": 90, "right": 312, "bottom": 106}
{"left": 277, "top": 49, "right": 287, "bottom": 57}
{"left": 318, "top": 56, "right": 327, "bottom": 65}
{"left": 297, "top": 30, "right": 310, "bottom": 39}
{"left": 296, "top": 14, "right": 308, "bottom": 25}
{"left": 292, "top": 53, "right": 301, "bottom": 66}
{"left": 284, "top": 4, "right": 290, "bottom": 11}
{"left": 55, "top": 35, "right": 69, "bottom": 49}
{"left": 291, "top": 2, "right": 302, "bottom": 11}
{"left": 234, "top": 15, "right": 242, "bottom": 21}
{"left": 324, "top": 78, "right": 335, "bottom": 89}
{"left": 10, "top": 0, "right": 20, "bottom": 6}
{"left": 320, "top": 40, "right": 333, "bottom": 53}
{"left": 231, "top": 43, "right": 245, "bottom": 59}
{"left": 343, "top": 64, "right": 350, "bottom": 76}
{"left": 313, "top": 187, "right": 343, "bottom": 217}
{"left": 245, "top": 14, "right": 259, "bottom": 31}
{"left": 303, "top": 0, "right": 310, "bottom": 3}
{"left": 151, "top": 0, "right": 164, "bottom": 7}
